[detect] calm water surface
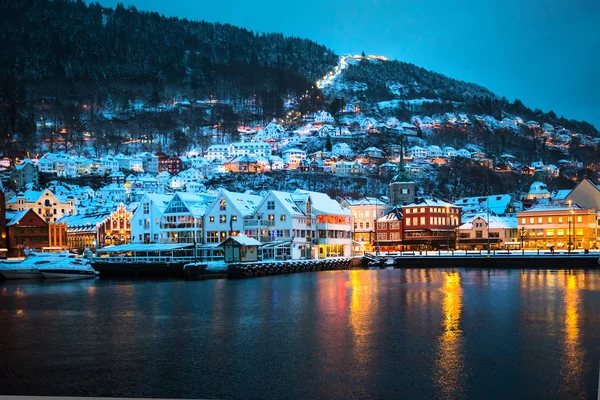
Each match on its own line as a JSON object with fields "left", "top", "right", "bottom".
{"left": 2, "top": 269, "right": 600, "bottom": 399}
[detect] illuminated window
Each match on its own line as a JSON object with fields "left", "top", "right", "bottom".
{"left": 530, "top": 218, "right": 534, "bottom": 224}
{"left": 521, "top": 218, "right": 526, "bottom": 224}
{"left": 209, "top": 216, "right": 215, "bottom": 223}
{"left": 420, "top": 208, "right": 425, "bottom": 213}
{"left": 548, "top": 217, "right": 552, "bottom": 223}
{"left": 219, "top": 215, "right": 226, "bottom": 223}
{"left": 557, "top": 229, "right": 564, "bottom": 236}
{"left": 558, "top": 217, "right": 563, "bottom": 223}
{"left": 546, "top": 229, "right": 554, "bottom": 236}
{"left": 577, "top": 216, "right": 582, "bottom": 223}
{"left": 219, "top": 200, "right": 227, "bottom": 211}
{"left": 420, "top": 217, "right": 425, "bottom": 225}
{"left": 576, "top": 228, "right": 584, "bottom": 236}
{"left": 538, "top": 217, "right": 543, "bottom": 223}
{"left": 406, "top": 219, "right": 411, "bottom": 226}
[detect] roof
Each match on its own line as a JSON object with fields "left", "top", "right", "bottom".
{"left": 269, "top": 191, "right": 305, "bottom": 216}
{"left": 58, "top": 212, "right": 110, "bottom": 227}
{"left": 219, "top": 235, "right": 261, "bottom": 247}
{"left": 294, "top": 189, "right": 351, "bottom": 216}
{"left": 390, "top": 172, "right": 414, "bottom": 184}
{"left": 222, "top": 190, "right": 262, "bottom": 217}
{"left": 404, "top": 198, "right": 457, "bottom": 208}
{"left": 344, "top": 197, "right": 389, "bottom": 207}
{"left": 145, "top": 193, "right": 175, "bottom": 213}
{"left": 458, "top": 214, "right": 517, "bottom": 230}
{"left": 6, "top": 210, "right": 31, "bottom": 226}
{"left": 453, "top": 194, "right": 512, "bottom": 215}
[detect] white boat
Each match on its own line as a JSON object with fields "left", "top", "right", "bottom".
{"left": 37, "top": 258, "right": 97, "bottom": 280}
{"left": 0, "top": 252, "right": 97, "bottom": 280}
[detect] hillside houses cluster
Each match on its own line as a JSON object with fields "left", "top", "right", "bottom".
{"left": 1, "top": 160, "right": 600, "bottom": 260}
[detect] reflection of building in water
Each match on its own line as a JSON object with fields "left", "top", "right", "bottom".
{"left": 435, "top": 271, "right": 465, "bottom": 399}
{"left": 349, "top": 271, "right": 378, "bottom": 373}
{"left": 560, "top": 274, "right": 584, "bottom": 398}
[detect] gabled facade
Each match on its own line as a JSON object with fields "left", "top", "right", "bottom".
{"left": 10, "top": 159, "right": 38, "bottom": 189}
{"left": 6, "top": 189, "right": 75, "bottom": 223}
{"left": 131, "top": 193, "right": 174, "bottom": 243}
{"left": 159, "top": 193, "right": 215, "bottom": 244}
{"left": 203, "top": 190, "right": 262, "bottom": 245}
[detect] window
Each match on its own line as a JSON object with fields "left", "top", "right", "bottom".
{"left": 530, "top": 218, "right": 534, "bottom": 224}
{"left": 365, "top": 222, "right": 370, "bottom": 229}
{"left": 219, "top": 199, "right": 227, "bottom": 211}
{"left": 420, "top": 217, "right": 425, "bottom": 225}
{"left": 538, "top": 217, "right": 543, "bottom": 223}
{"left": 576, "top": 228, "right": 584, "bottom": 236}
{"left": 280, "top": 215, "right": 286, "bottom": 221}
{"left": 219, "top": 215, "right": 226, "bottom": 223}
{"left": 420, "top": 208, "right": 425, "bottom": 213}
{"left": 406, "top": 219, "right": 411, "bottom": 226}
{"left": 489, "top": 232, "right": 499, "bottom": 238}
{"left": 557, "top": 229, "right": 564, "bottom": 236}
{"left": 267, "top": 201, "right": 275, "bottom": 210}
{"left": 232, "top": 215, "right": 238, "bottom": 222}
{"left": 359, "top": 222, "right": 364, "bottom": 229}
{"left": 209, "top": 216, "right": 215, "bottom": 223}
{"left": 577, "top": 216, "right": 582, "bottom": 223}
{"left": 548, "top": 217, "right": 552, "bottom": 223}
{"left": 143, "top": 203, "right": 149, "bottom": 214}
{"left": 546, "top": 229, "right": 554, "bottom": 236}
{"left": 521, "top": 218, "right": 526, "bottom": 224}
{"left": 475, "top": 231, "right": 483, "bottom": 238}
{"left": 558, "top": 217, "right": 563, "bottom": 223}
{"left": 401, "top": 188, "right": 409, "bottom": 194}
{"left": 537, "top": 229, "right": 543, "bottom": 236}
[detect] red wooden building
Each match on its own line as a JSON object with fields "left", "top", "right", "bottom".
{"left": 7, "top": 209, "right": 49, "bottom": 257}
{"left": 158, "top": 154, "right": 183, "bottom": 175}
{"left": 401, "top": 198, "right": 461, "bottom": 250}
{"left": 375, "top": 207, "right": 403, "bottom": 252}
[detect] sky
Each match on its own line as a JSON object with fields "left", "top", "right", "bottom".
{"left": 95, "top": 0, "right": 600, "bottom": 128}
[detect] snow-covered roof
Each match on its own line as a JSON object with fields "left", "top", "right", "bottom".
{"left": 6, "top": 210, "right": 32, "bottom": 226}
{"left": 458, "top": 214, "right": 517, "bottom": 230}
{"left": 270, "top": 191, "right": 305, "bottom": 216}
{"left": 404, "top": 198, "right": 457, "bottom": 209}
{"left": 453, "top": 194, "right": 512, "bottom": 215}
{"left": 294, "top": 189, "right": 351, "bottom": 216}
{"left": 222, "top": 190, "right": 262, "bottom": 217}
{"left": 220, "top": 234, "right": 261, "bottom": 247}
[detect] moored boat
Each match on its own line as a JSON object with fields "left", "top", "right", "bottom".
{"left": 37, "top": 258, "right": 97, "bottom": 280}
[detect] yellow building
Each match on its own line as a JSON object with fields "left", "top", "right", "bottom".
{"left": 517, "top": 204, "right": 600, "bottom": 250}
{"left": 6, "top": 189, "right": 75, "bottom": 223}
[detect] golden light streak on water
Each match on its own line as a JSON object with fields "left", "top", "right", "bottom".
{"left": 348, "top": 271, "right": 377, "bottom": 372}
{"left": 560, "top": 274, "right": 585, "bottom": 399}
{"left": 435, "top": 271, "right": 464, "bottom": 400}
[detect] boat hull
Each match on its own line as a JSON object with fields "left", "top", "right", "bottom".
{"left": 39, "top": 270, "right": 96, "bottom": 280}
{"left": 0, "top": 269, "right": 44, "bottom": 279}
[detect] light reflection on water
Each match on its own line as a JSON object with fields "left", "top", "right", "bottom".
{"left": 0, "top": 269, "right": 599, "bottom": 399}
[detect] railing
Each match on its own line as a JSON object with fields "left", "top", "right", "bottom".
{"left": 365, "top": 250, "right": 600, "bottom": 257}
{"left": 93, "top": 255, "right": 224, "bottom": 264}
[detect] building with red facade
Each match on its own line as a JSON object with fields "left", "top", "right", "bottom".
{"left": 375, "top": 207, "right": 403, "bottom": 252}
{"left": 401, "top": 198, "right": 461, "bottom": 250}
{"left": 6, "top": 209, "right": 49, "bottom": 257}
{"left": 158, "top": 155, "right": 183, "bottom": 175}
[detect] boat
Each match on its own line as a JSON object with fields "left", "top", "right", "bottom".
{"left": 0, "top": 251, "right": 97, "bottom": 280}
{"left": 37, "top": 258, "right": 97, "bottom": 280}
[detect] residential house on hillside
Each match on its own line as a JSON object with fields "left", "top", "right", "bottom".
{"left": 331, "top": 143, "right": 353, "bottom": 158}
{"left": 282, "top": 148, "right": 306, "bottom": 168}
{"left": 10, "top": 159, "right": 38, "bottom": 189}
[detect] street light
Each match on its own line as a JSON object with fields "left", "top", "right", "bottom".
{"left": 519, "top": 227, "right": 529, "bottom": 254}
{"left": 446, "top": 205, "right": 450, "bottom": 251}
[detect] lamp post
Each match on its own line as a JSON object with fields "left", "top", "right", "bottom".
{"left": 446, "top": 205, "right": 450, "bottom": 251}
{"left": 519, "top": 227, "right": 529, "bottom": 254}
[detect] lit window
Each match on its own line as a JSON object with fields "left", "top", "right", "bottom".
{"left": 557, "top": 229, "right": 564, "bottom": 236}
{"left": 546, "top": 229, "right": 554, "bottom": 236}
{"left": 220, "top": 215, "right": 227, "bottom": 223}
{"left": 521, "top": 218, "right": 526, "bottom": 224}
{"left": 538, "top": 217, "right": 543, "bottom": 223}
{"left": 558, "top": 217, "right": 563, "bottom": 223}
{"left": 577, "top": 216, "right": 582, "bottom": 223}
{"left": 530, "top": 218, "right": 534, "bottom": 224}
{"left": 576, "top": 228, "right": 584, "bottom": 236}
{"left": 219, "top": 200, "right": 227, "bottom": 211}
{"left": 548, "top": 217, "right": 552, "bottom": 223}
{"left": 209, "top": 216, "right": 215, "bottom": 223}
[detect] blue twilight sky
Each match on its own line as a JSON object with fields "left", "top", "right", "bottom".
{"left": 94, "top": 0, "right": 600, "bottom": 128}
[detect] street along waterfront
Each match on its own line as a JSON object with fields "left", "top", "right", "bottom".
{"left": 1, "top": 269, "right": 600, "bottom": 399}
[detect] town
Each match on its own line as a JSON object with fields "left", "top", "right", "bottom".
{"left": 1, "top": 106, "right": 598, "bottom": 262}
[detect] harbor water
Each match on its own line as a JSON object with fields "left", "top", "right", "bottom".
{"left": 2, "top": 269, "right": 600, "bottom": 399}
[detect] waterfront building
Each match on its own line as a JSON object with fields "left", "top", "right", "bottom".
{"left": 517, "top": 204, "right": 599, "bottom": 250}
{"left": 6, "top": 209, "right": 49, "bottom": 257}
{"left": 131, "top": 193, "right": 174, "bottom": 243}
{"left": 295, "top": 189, "right": 352, "bottom": 258}
{"left": 59, "top": 212, "right": 111, "bottom": 251}
{"left": 247, "top": 190, "right": 313, "bottom": 260}
{"left": 220, "top": 235, "right": 261, "bottom": 263}
{"left": 159, "top": 193, "right": 216, "bottom": 244}
{"left": 98, "top": 203, "right": 132, "bottom": 248}
{"left": 203, "top": 190, "right": 262, "bottom": 245}
{"left": 341, "top": 197, "right": 391, "bottom": 252}
{"left": 401, "top": 198, "right": 461, "bottom": 250}
{"left": 375, "top": 207, "right": 404, "bottom": 252}
{"left": 456, "top": 214, "right": 518, "bottom": 250}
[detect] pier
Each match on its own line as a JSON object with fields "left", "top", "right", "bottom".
{"left": 365, "top": 250, "right": 600, "bottom": 269}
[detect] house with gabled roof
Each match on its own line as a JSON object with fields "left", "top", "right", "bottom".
{"left": 203, "top": 190, "right": 262, "bottom": 245}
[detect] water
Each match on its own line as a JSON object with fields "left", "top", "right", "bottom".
{"left": 1, "top": 269, "right": 600, "bottom": 399}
